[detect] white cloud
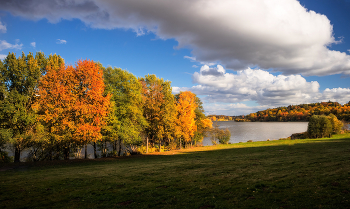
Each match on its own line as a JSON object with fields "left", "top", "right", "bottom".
{"left": 2, "top": 0, "right": 347, "bottom": 75}
{"left": 204, "top": 103, "right": 270, "bottom": 116}
{"left": 0, "top": 40, "right": 23, "bottom": 51}
{"left": 0, "top": 21, "right": 6, "bottom": 33}
{"left": 31, "top": 42, "right": 36, "bottom": 48}
{"left": 56, "top": 39, "right": 67, "bottom": 44}
{"left": 0, "top": 54, "right": 7, "bottom": 60}
{"left": 174, "top": 65, "right": 350, "bottom": 114}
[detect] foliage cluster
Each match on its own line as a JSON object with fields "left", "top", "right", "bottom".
{"left": 0, "top": 52, "right": 212, "bottom": 162}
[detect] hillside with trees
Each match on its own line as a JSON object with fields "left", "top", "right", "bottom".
{"left": 244, "top": 102, "right": 350, "bottom": 122}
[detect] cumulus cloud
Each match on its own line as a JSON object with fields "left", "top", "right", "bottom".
{"left": 174, "top": 65, "right": 350, "bottom": 114}
{"left": 1, "top": 0, "right": 349, "bottom": 75}
{"left": 204, "top": 103, "right": 270, "bottom": 116}
{"left": 56, "top": 39, "right": 67, "bottom": 44}
{"left": 31, "top": 42, "right": 36, "bottom": 48}
{"left": 0, "top": 21, "right": 6, "bottom": 33}
{"left": 0, "top": 40, "right": 23, "bottom": 51}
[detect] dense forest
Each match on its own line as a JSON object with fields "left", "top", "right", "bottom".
{"left": 0, "top": 52, "right": 213, "bottom": 162}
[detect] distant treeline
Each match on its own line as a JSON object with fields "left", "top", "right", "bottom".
{"left": 245, "top": 102, "right": 350, "bottom": 122}
{"left": 207, "top": 115, "right": 234, "bottom": 121}
{"left": 208, "top": 101, "right": 350, "bottom": 122}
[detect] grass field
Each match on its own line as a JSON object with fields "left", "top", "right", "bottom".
{"left": 1, "top": 134, "right": 350, "bottom": 208}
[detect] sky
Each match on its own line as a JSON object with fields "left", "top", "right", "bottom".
{"left": 1, "top": 0, "right": 350, "bottom": 116}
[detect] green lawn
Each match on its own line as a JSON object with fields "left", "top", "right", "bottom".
{"left": 1, "top": 134, "right": 350, "bottom": 208}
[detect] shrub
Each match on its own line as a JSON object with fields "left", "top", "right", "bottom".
{"left": 307, "top": 115, "right": 332, "bottom": 138}
{"left": 208, "top": 123, "right": 231, "bottom": 145}
{"left": 218, "top": 128, "right": 231, "bottom": 144}
{"left": 0, "top": 151, "right": 13, "bottom": 163}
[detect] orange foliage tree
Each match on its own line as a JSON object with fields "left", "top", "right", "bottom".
{"left": 36, "top": 60, "right": 110, "bottom": 159}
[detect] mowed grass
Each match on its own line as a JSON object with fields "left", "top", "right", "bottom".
{"left": 1, "top": 135, "right": 350, "bottom": 209}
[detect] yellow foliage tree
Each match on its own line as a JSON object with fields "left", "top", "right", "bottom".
{"left": 175, "top": 91, "right": 198, "bottom": 148}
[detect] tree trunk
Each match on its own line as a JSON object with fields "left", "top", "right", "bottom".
{"left": 118, "top": 139, "right": 122, "bottom": 156}
{"left": 114, "top": 140, "right": 117, "bottom": 152}
{"left": 14, "top": 146, "right": 21, "bottom": 163}
{"left": 84, "top": 144, "right": 87, "bottom": 159}
{"left": 104, "top": 141, "right": 107, "bottom": 157}
{"left": 179, "top": 138, "right": 182, "bottom": 150}
{"left": 64, "top": 144, "right": 70, "bottom": 160}
{"left": 146, "top": 137, "right": 149, "bottom": 154}
{"left": 159, "top": 141, "right": 161, "bottom": 152}
{"left": 93, "top": 142, "right": 97, "bottom": 159}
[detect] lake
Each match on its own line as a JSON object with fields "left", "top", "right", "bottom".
{"left": 202, "top": 121, "right": 308, "bottom": 146}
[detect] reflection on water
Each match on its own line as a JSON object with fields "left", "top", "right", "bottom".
{"left": 202, "top": 121, "right": 308, "bottom": 146}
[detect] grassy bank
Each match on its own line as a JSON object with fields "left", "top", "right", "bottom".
{"left": 1, "top": 134, "right": 350, "bottom": 208}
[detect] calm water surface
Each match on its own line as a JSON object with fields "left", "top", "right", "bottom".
{"left": 202, "top": 121, "right": 308, "bottom": 146}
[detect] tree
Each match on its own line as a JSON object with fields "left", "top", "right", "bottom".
{"left": 0, "top": 52, "right": 49, "bottom": 162}
{"left": 175, "top": 91, "right": 198, "bottom": 148}
{"left": 327, "top": 113, "right": 343, "bottom": 134}
{"left": 103, "top": 67, "right": 147, "bottom": 156}
{"left": 140, "top": 75, "right": 176, "bottom": 152}
{"left": 36, "top": 60, "right": 110, "bottom": 160}
{"left": 307, "top": 115, "right": 332, "bottom": 138}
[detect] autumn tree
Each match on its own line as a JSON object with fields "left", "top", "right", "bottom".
{"left": 0, "top": 52, "right": 50, "bottom": 162}
{"left": 174, "top": 91, "right": 198, "bottom": 148}
{"left": 327, "top": 113, "right": 343, "bottom": 134}
{"left": 36, "top": 60, "right": 110, "bottom": 160}
{"left": 140, "top": 75, "right": 176, "bottom": 152}
{"left": 103, "top": 67, "right": 147, "bottom": 156}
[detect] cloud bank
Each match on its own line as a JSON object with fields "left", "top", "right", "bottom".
{"left": 173, "top": 65, "right": 350, "bottom": 114}
{"left": 1, "top": 0, "right": 350, "bottom": 76}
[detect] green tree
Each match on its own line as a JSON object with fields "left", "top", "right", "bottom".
{"left": 103, "top": 67, "right": 147, "bottom": 156}
{"left": 0, "top": 52, "right": 48, "bottom": 162}
{"left": 307, "top": 115, "right": 332, "bottom": 138}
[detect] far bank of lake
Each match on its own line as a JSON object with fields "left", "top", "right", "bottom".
{"left": 203, "top": 121, "right": 308, "bottom": 146}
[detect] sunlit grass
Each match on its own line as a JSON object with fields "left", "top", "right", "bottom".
{"left": 1, "top": 134, "right": 350, "bottom": 208}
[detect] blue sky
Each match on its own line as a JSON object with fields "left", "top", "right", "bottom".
{"left": 1, "top": 0, "right": 350, "bottom": 116}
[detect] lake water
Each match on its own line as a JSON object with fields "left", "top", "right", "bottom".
{"left": 202, "top": 121, "right": 308, "bottom": 146}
